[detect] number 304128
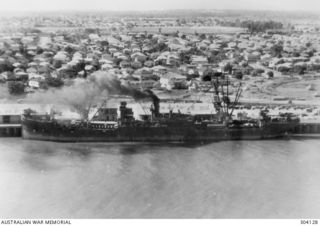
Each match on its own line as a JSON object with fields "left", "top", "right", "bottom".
{"left": 301, "top": 220, "right": 318, "bottom": 224}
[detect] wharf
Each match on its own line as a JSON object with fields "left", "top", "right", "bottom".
{"left": 0, "top": 103, "right": 51, "bottom": 137}
{"left": 293, "top": 122, "right": 320, "bottom": 135}
{"left": 0, "top": 124, "right": 21, "bottom": 137}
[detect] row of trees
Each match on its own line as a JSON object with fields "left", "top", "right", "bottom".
{"left": 241, "top": 20, "right": 283, "bottom": 34}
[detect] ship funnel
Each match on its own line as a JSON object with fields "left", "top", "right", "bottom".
{"left": 153, "top": 96, "right": 160, "bottom": 118}
{"left": 120, "top": 101, "right": 127, "bottom": 121}
{"left": 145, "top": 90, "right": 160, "bottom": 118}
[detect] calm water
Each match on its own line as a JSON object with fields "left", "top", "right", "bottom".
{"left": 0, "top": 138, "right": 320, "bottom": 218}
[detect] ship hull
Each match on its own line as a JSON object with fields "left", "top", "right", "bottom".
{"left": 21, "top": 118, "right": 296, "bottom": 142}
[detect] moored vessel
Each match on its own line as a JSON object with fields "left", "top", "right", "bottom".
{"left": 21, "top": 76, "right": 300, "bottom": 142}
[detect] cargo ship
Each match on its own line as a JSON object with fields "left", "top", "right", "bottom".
{"left": 21, "top": 77, "right": 300, "bottom": 142}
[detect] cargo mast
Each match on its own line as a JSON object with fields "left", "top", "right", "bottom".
{"left": 211, "top": 74, "right": 242, "bottom": 121}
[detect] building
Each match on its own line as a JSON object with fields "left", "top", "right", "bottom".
{"left": 128, "top": 80, "right": 156, "bottom": 90}
{"left": 0, "top": 104, "right": 51, "bottom": 137}
{"left": 191, "top": 55, "right": 208, "bottom": 66}
{"left": 152, "top": 65, "right": 167, "bottom": 77}
{"left": 160, "top": 73, "right": 187, "bottom": 90}
{"left": 245, "top": 51, "right": 261, "bottom": 63}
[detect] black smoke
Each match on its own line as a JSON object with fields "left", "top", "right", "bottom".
{"left": 27, "top": 71, "right": 159, "bottom": 119}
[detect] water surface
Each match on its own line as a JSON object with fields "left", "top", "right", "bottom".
{"left": 0, "top": 138, "right": 319, "bottom": 218}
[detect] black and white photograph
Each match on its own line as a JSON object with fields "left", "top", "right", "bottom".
{"left": 0, "top": 0, "right": 320, "bottom": 223}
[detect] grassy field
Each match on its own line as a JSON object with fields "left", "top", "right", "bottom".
{"left": 240, "top": 75, "right": 320, "bottom": 106}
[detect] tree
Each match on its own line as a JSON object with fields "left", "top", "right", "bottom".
{"left": 72, "top": 61, "right": 86, "bottom": 72}
{"left": 29, "top": 28, "right": 42, "bottom": 34}
{"left": 208, "top": 35, "right": 214, "bottom": 42}
{"left": 178, "top": 51, "right": 191, "bottom": 64}
{"left": 306, "top": 50, "right": 314, "bottom": 58}
{"left": 100, "top": 40, "right": 109, "bottom": 47}
{"left": 292, "top": 51, "right": 300, "bottom": 57}
{"left": 220, "top": 42, "right": 228, "bottom": 49}
{"left": 0, "top": 61, "right": 14, "bottom": 73}
{"left": 64, "top": 46, "right": 75, "bottom": 55}
{"left": 36, "top": 47, "right": 44, "bottom": 55}
{"left": 46, "top": 77, "right": 64, "bottom": 88}
{"left": 8, "top": 81, "right": 25, "bottom": 95}
{"left": 251, "top": 70, "right": 259, "bottom": 77}
{"left": 297, "top": 66, "right": 306, "bottom": 75}
{"left": 270, "top": 44, "right": 283, "bottom": 58}
{"left": 199, "top": 33, "right": 206, "bottom": 40}
{"left": 53, "top": 60, "right": 63, "bottom": 69}
{"left": 208, "top": 52, "right": 226, "bottom": 64}
{"left": 58, "top": 68, "right": 78, "bottom": 79}
{"left": 234, "top": 71, "right": 243, "bottom": 80}
{"left": 241, "top": 20, "right": 283, "bottom": 34}
{"left": 152, "top": 42, "right": 168, "bottom": 52}
{"left": 267, "top": 71, "right": 274, "bottom": 78}
{"left": 113, "top": 58, "right": 122, "bottom": 66}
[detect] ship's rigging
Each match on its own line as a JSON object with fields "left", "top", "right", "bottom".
{"left": 210, "top": 74, "right": 242, "bottom": 120}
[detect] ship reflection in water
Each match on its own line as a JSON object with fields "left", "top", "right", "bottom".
{"left": 0, "top": 138, "right": 320, "bottom": 218}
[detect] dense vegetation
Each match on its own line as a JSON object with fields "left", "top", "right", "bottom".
{"left": 7, "top": 81, "right": 25, "bottom": 95}
{"left": 240, "top": 20, "right": 283, "bottom": 34}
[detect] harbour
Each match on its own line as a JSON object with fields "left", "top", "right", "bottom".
{"left": 0, "top": 3, "right": 320, "bottom": 221}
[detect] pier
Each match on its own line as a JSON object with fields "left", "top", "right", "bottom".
{"left": 0, "top": 124, "right": 21, "bottom": 137}
{"left": 0, "top": 106, "right": 22, "bottom": 137}
{"left": 0, "top": 104, "right": 51, "bottom": 138}
{"left": 291, "top": 122, "right": 320, "bottom": 138}
{"left": 294, "top": 123, "right": 320, "bottom": 134}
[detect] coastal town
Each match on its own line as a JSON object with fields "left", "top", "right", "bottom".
{"left": 1, "top": 10, "right": 320, "bottom": 137}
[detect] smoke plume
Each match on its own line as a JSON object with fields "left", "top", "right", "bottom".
{"left": 27, "top": 71, "right": 157, "bottom": 119}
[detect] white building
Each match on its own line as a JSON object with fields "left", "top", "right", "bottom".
{"left": 160, "top": 73, "right": 187, "bottom": 90}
